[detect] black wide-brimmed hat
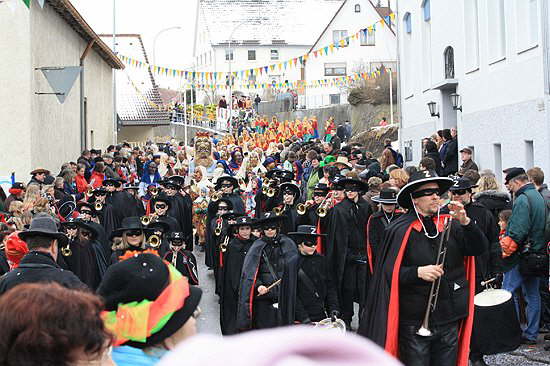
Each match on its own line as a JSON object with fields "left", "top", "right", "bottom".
{"left": 147, "top": 219, "right": 171, "bottom": 233}
{"left": 280, "top": 182, "right": 301, "bottom": 198}
{"left": 167, "top": 175, "right": 186, "bottom": 187}
{"left": 19, "top": 213, "right": 67, "bottom": 246}
{"left": 338, "top": 178, "right": 368, "bottom": 192}
{"left": 449, "top": 177, "right": 478, "bottom": 192}
{"left": 112, "top": 216, "right": 154, "bottom": 238}
{"left": 313, "top": 183, "right": 330, "bottom": 192}
{"left": 330, "top": 174, "right": 347, "bottom": 189}
{"left": 160, "top": 179, "right": 182, "bottom": 189}
{"left": 215, "top": 175, "right": 239, "bottom": 190}
{"left": 215, "top": 198, "right": 233, "bottom": 210}
{"left": 397, "top": 170, "right": 454, "bottom": 209}
{"left": 167, "top": 232, "right": 185, "bottom": 241}
{"left": 123, "top": 184, "right": 140, "bottom": 191}
{"left": 76, "top": 201, "right": 95, "bottom": 212}
{"left": 97, "top": 253, "right": 202, "bottom": 349}
{"left": 266, "top": 169, "right": 294, "bottom": 182}
{"left": 258, "top": 211, "right": 285, "bottom": 226}
{"left": 372, "top": 187, "right": 398, "bottom": 204}
{"left": 103, "top": 178, "right": 122, "bottom": 188}
{"left": 288, "top": 225, "right": 326, "bottom": 238}
{"left": 151, "top": 193, "right": 172, "bottom": 210}
{"left": 221, "top": 212, "right": 245, "bottom": 221}
{"left": 229, "top": 215, "right": 254, "bottom": 228}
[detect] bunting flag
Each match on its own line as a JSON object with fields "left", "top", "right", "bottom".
{"left": 117, "top": 13, "right": 394, "bottom": 83}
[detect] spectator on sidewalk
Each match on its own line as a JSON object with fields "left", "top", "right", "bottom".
{"left": 458, "top": 147, "right": 479, "bottom": 177}
{"left": 500, "top": 168, "right": 546, "bottom": 345}
{"left": 441, "top": 129, "right": 458, "bottom": 176}
{"left": 423, "top": 140, "right": 443, "bottom": 176}
{"left": 527, "top": 167, "right": 550, "bottom": 201}
{"left": 254, "top": 94, "right": 261, "bottom": 113}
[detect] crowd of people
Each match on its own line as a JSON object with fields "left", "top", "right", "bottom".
{"left": 0, "top": 121, "right": 548, "bottom": 366}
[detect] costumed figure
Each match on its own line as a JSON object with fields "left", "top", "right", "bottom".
{"left": 357, "top": 170, "right": 488, "bottom": 366}
{"left": 279, "top": 225, "right": 340, "bottom": 326}
{"left": 108, "top": 216, "right": 156, "bottom": 265}
{"left": 163, "top": 232, "right": 199, "bottom": 286}
{"left": 277, "top": 182, "right": 301, "bottom": 235}
{"left": 236, "top": 212, "right": 298, "bottom": 331}
{"left": 189, "top": 132, "right": 218, "bottom": 177}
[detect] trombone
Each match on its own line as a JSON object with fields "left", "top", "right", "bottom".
{"left": 297, "top": 201, "right": 313, "bottom": 215}
{"left": 417, "top": 218, "right": 452, "bottom": 337}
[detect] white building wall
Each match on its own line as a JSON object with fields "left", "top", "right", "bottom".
{"left": 0, "top": 1, "right": 33, "bottom": 180}
{"left": 305, "top": 0, "right": 397, "bottom": 109}
{"left": 0, "top": 1, "right": 114, "bottom": 179}
{"left": 398, "top": 0, "right": 549, "bottom": 179}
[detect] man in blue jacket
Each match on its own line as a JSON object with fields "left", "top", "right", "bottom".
{"left": 502, "top": 167, "right": 546, "bottom": 345}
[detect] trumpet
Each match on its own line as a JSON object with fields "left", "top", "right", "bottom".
{"left": 140, "top": 214, "right": 157, "bottom": 226}
{"left": 150, "top": 187, "right": 159, "bottom": 196}
{"left": 273, "top": 206, "right": 283, "bottom": 216}
{"left": 95, "top": 202, "right": 103, "bottom": 211}
{"left": 211, "top": 192, "right": 222, "bottom": 202}
{"left": 316, "top": 192, "right": 333, "bottom": 218}
{"left": 417, "top": 218, "right": 452, "bottom": 337}
{"left": 86, "top": 187, "right": 94, "bottom": 196}
{"left": 214, "top": 219, "right": 223, "bottom": 236}
{"left": 61, "top": 238, "right": 73, "bottom": 257}
{"left": 266, "top": 187, "right": 276, "bottom": 197}
{"left": 297, "top": 202, "right": 313, "bottom": 215}
{"left": 148, "top": 234, "right": 161, "bottom": 249}
{"left": 220, "top": 236, "right": 229, "bottom": 253}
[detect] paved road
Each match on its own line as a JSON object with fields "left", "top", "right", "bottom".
{"left": 191, "top": 246, "right": 550, "bottom": 364}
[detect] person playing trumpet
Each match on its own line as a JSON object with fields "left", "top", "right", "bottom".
{"left": 108, "top": 216, "right": 156, "bottom": 265}
{"left": 358, "top": 170, "right": 488, "bottom": 366}
{"left": 278, "top": 182, "right": 301, "bottom": 235}
{"left": 163, "top": 231, "right": 199, "bottom": 286}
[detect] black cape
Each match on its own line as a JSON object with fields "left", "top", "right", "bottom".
{"left": 236, "top": 235, "right": 298, "bottom": 331}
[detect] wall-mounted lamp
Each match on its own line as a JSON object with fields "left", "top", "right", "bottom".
{"left": 427, "top": 101, "right": 440, "bottom": 118}
{"left": 450, "top": 93, "right": 462, "bottom": 112}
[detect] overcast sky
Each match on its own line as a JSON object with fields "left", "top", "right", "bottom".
{"left": 72, "top": 0, "right": 198, "bottom": 69}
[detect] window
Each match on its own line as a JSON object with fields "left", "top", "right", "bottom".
{"left": 248, "top": 50, "right": 256, "bottom": 61}
{"left": 404, "top": 140, "right": 413, "bottom": 162}
{"left": 360, "top": 28, "right": 375, "bottom": 46}
{"left": 422, "top": 0, "right": 432, "bottom": 88}
{"left": 330, "top": 94, "right": 341, "bottom": 105}
{"left": 444, "top": 47, "right": 455, "bottom": 79}
{"left": 516, "top": 0, "right": 538, "bottom": 52}
{"left": 422, "top": 0, "right": 431, "bottom": 21}
{"left": 270, "top": 49, "right": 279, "bottom": 60}
{"left": 324, "top": 62, "right": 346, "bottom": 76}
{"left": 487, "top": 0, "right": 506, "bottom": 62}
{"left": 525, "top": 140, "right": 534, "bottom": 169}
{"left": 404, "top": 12, "right": 412, "bottom": 34}
{"left": 225, "top": 49, "right": 234, "bottom": 61}
{"left": 354, "top": 4, "right": 361, "bottom": 13}
{"left": 494, "top": 143, "right": 502, "bottom": 182}
{"left": 464, "top": 0, "right": 480, "bottom": 70}
{"left": 332, "top": 30, "right": 349, "bottom": 46}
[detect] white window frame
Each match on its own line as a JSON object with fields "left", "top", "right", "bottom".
{"left": 225, "top": 49, "right": 234, "bottom": 61}
{"left": 360, "top": 28, "right": 375, "bottom": 46}
{"left": 324, "top": 62, "right": 347, "bottom": 77}
{"left": 464, "top": 0, "right": 480, "bottom": 72}
{"left": 270, "top": 49, "right": 279, "bottom": 60}
{"left": 332, "top": 30, "right": 349, "bottom": 46}
{"left": 516, "top": 0, "right": 539, "bottom": 53}
{"left": 487, "top": 0, "right": 506, "bottom": 64}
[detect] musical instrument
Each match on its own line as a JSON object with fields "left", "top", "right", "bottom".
{"left": 171, "top": 250, "right": 179, "bottom": 267}
{"left": 273, "top": 206, "right": 283, "bottom": 216}
{"left": 220, "top": 236, "right": 229, "bottom": 253}
{"left": 316, "top": 192, "right": 334, "bottom": 218}
{"left": 148, "top": 234, "right": 161, "bottom": 249}
{"left": 150, "top": 187, "right": 159, "bottom": 196}
{"left": 214, "top": 218, "right": 223, "bottom": 236}
{"left": 258, "top": 279, "right": 282, "bottom": 296}
{"left": 297, "top": 201, "right": 313, "bottom": 216}
{"left": 94, "top": 202, "right": 103, "bottom": 211}
{"left": 471, "top": 288, "right": 521, "bottom": 354}
{"left": 314, "top": 317, "right": 347, "bottom": 334}
{"left": 140, "top": 214, "right": 158, "bottom": 226}
{"left": 86, "top": 187, "right": 94, "bottom": 196}
{"left": 211, "top": 192, "right": 222, "bottom": 202}
{"left": 61, "top": 237, "right": 74, "bottom": 257}
{"left": 417, "top": 217, "right": 452, "bottom": 337}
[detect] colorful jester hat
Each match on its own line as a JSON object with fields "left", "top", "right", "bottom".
{"left": 98, "top": 253, "right": 202, "bottom": 348}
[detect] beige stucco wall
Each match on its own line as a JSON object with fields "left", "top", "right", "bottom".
{"left": 0, "top": 1, "right": 114, "bottom": 180}
{"left": 117, "top": 125, "right": 155, "bottom": 144}
{"left": 0, "top": 1, "right": 33, "bottom": 180}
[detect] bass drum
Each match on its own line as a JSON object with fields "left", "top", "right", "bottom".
{"left": 471, "top": 289, "right": 521, "bottom": 355}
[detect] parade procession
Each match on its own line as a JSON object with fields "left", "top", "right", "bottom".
{"left": 2, "top": 0, "right": 550, "bottom": 365}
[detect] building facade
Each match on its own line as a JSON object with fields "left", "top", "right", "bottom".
{"left": 192, "top": 0, "right": 344, "bottom": 104}
{"left": 0, "top": 0, "right": 123, "bottom": 180}
{"left": 397, "top": 0, "right": 550, "bottom": 181}
{"left": 303, "top": 0, "right": 397, "bottom": 109}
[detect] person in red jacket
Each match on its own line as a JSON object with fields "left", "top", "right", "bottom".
{"left": 75, "top": 164, "right": 90, "bottom": 194}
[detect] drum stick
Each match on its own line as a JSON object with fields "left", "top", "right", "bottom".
{"left": 258, "top": 279, "right": 282, "bottom": 296}
{"left": 481, "top": 277, "right": 497, "bottom": 287}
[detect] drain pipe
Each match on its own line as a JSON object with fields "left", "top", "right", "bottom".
{"left": 80, "top": 40, "right": 95, "bottom": 151}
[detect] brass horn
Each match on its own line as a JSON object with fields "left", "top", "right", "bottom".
{"left": 61, "top": 246, "right": 72, "bottom": 257}
{"left": 273, "top": 206, "right": 283, "bottom": 216}
{"left": 148, "top": 234, "right": 161, "bottom": 249}
{"left": 297, "top": 202, "right": 312, "bottom": 216}
{"left": 141, "top": 215, "right": 151, "bottom": 226}
{"left": 317, "top": 206, "right": 328, "bottom": 218}
{"left": 150, "top": 187, "right": 159, "bottom": 196}
{"left": 267, "top": 187, "right": 276, "bottom": 197}
{"left": 211, "top": 192, "right": 222, "bottom": 202}
{"left": 94, "top": 202, "right": 103, "bottom": 211}
{"left": 86, "top": 187, "right": 94, "bottom": 196}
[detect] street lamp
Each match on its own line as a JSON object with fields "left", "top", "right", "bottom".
{"left": 450, "top": 93, "right": 462, "bottom": 112}
{"left": 427, "top": 101, "right": 440, "bottom": 118}
{"left": 227, "top": 21, "right": 248, "bottom": 132}
{"left": 152, "top": 26, "right": 183, "bottom": 66}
